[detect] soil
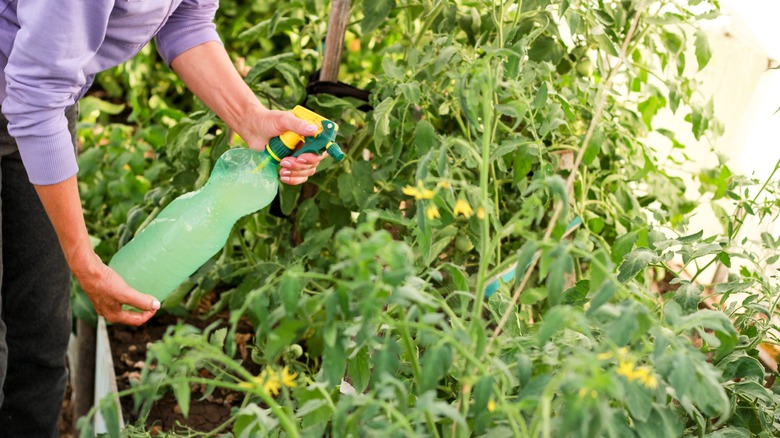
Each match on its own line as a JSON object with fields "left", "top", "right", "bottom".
{"left": 108, "top": 308, "right": 257, "bottom": 433}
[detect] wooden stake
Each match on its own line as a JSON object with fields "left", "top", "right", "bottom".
{"left": 73, "top": 319, "right": 96, "bottom": 433}
{"left": 320, "top": 0, "right": 352, "bottom": 82}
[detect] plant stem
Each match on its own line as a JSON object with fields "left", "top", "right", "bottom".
{"left": 472, "top": 64, "right": 496, "bottom": 328}
{"left": 398, "top": 319, "right": 442, "bottom": 438}
{"left": 691, "top": 158, "right": 780, "bottom": 282}
{"left": 491, "top": 1, "right": 648, "bottom": 339}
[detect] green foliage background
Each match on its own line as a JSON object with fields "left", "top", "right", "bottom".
{"left": 76, "top": 0, "right": 780, "bottom": 437}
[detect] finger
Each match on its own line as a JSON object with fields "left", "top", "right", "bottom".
{"left": 280, "top": 154, "right": 323, "bottom": 170}
{"left": 105, "top": 308, "right": 156, "bottom": 327}
{"left": 288, "top": 167, "right": 318, "bottom": 178}
{"left": 280, "top": 175, "right": 309, "bottom": 185}
{"left": 294, "top": 153, "right": 324, "bottom": 165}
{"left": 280, "top": 166, "right": 317, "bottom": 180}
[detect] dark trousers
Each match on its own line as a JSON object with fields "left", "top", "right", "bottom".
{"left": 0, "top": 106, "right": 76, "bottom": 437}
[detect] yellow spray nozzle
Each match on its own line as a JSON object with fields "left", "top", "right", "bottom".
{"left": 266, "top": 106, "right": 344, "bottom": 162}
{"left": 291, "top": 106, "right": 327, "bottom": 134}
{"left": 275, "top": 106, "right": 327, "bottom": 151}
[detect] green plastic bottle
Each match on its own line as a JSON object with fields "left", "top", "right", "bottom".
{"left": 109, "top": 106, "right": 344, "bottom": 302}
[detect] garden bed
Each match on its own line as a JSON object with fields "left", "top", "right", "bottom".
{"left": 107, "top": 300, "right": 257, "bottom": 432}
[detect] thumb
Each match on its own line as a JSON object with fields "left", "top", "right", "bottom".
{"left": 283, "top": 112, "right": 319, "bottom": 137}
{"left": 119, "top": 286, "right": 161, "bottom": 312}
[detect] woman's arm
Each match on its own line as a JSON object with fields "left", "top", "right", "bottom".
{"left": 4, "top": 0, "right": 161, "bottom": 325}
{"left": 170, "top": 41, "right": 325, "bottom": 185}
{"left": 35, "top": 176, "right": 160, "bottom": 325}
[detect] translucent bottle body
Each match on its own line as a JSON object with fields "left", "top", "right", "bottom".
{"left": 109, "top": 148, "right": 279, "bottom": 301}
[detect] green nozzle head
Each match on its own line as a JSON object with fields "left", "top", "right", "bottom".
{"left": 292, "top": 119, "right": 344, "bottom": 162}
{"left": 267, "top": 136, "right": 295, "bottom": 162}
{"left": 326, "top": 143, "right": 345, "bottom": 161}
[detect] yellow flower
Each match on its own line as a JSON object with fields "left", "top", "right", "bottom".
{"left": 454, "top": 198, "right": 473, "bottom": 218}
{"left": 281, "top": 366, "right": 298, "bottom": 388}
{"left": 401, "top": 185, "right": 417, "bottom": 197}
{"left": 596, "top": 351, "right": 613, "bottom": 361}
{"left": 590, "top": 390, "right": 597, "bottom": 398}
{"left": 402, "top": 181, "right": 435, "bottom": 200}
{"left": 633, "top": 366, "right": 650, "bottom": 381}
{"left": 262, "top": 368, "right": 282, "bottom": 396}
{"left": 437, "top": 181, "right": 450, "bottom": 189}
{"left": 634, "top": 366, "right": 658, "bottom": 389}
{"left": 426, "top": 205, "right": 441, "bottom": 220}
{"left": 487, "top": 399, "right": 496, "bottom": 412}
{"left": 239, "top": 367, "right": 282, "bottom": 396}
{"left": 616, "top": 360, "right": 636, "bottom": 382}
{"left": 476, "top": 207, "right": 485, "bottom": 220}
{"left": 578, "top": 388, "right": 588, "bottom": 397}
{"left": 642, "top": 373, "right": 658, "bottom": 390}
{"left": 616, "top": 361, "right": 658, "bottom": 389}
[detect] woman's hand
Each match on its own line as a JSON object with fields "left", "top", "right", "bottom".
{"left": 73, "top": 252, "right": 160, "bottom": 325}
{"left": 279, "top": 152, "right": 327, "bottom": 185}
{"left": 171, "top": 43, "right": 330, "bottom": 186}
{"left": 242, "top": 108, "right": 327, "bottom": 186}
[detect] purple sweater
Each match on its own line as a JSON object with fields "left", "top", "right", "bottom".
{"left": 0, "top": 0, "right": 221, "bottom": 185}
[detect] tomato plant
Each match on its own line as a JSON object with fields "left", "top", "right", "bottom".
{"left": 76, "top": 0, "right": 780, "bottom": 436}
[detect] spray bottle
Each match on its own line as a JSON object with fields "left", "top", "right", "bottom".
{"left": 109, "top": 106, "right": 344, "bottom": 302}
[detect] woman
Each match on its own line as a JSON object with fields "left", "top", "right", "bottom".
{"left": 0, "top": 1, "right": 324, "bottom": 434}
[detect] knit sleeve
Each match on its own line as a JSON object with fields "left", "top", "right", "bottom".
{"left": 155, "top": 0, "right": 221, "bottom": 66}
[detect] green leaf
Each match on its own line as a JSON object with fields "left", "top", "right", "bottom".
{"left": 71, "top": 284, "right": 98, "bottom": 327}
{"left": 611, "top": 231, "right": 638, "bottom": 263}
{"left": 607, "top": 303, "right": 644, "bottom": 345}
{"left": 209, "top": 327, "right": 228, "bottom": 349}
{"left": 674, "top": 282, "right": 702, "bottom": 313}
{"left": 695, "top": 29, "right": 712, "bottom": 70}
{"left": 348, "top": 347, "right": 371, "bottom": 393}
{"left": 373, "top": 97, "right": 396, "bottom": 145}
{"left": 624, "top": 385, "right": 653, "bottom": 422}
{"left": 617, "top": 249, "right": 661, "bottom": 282}
{"left": 293, "top": 227, "right": 334, "bottom": 259}
{"left": 533, "top": 82, "right": 548, "bottom": 110}
{"left": 280, "top": 268, "right": 303, "bottom": 316}
{"left": 414, "top": 120, "right": 437, "bottom": 155}
{"left": 634, "top": 406, "right": 684, "bottom": 438}
{"left": 172, "top": 380, "right": 191, "bottom": 418}
{"left": 637, "top": 94, "right": 666, "bottom": 130}
{"left": 589, "top": 249, "right": 612, "bottom": 290}
{"left": 717, "top": 352, "right": 765, "bottom": 382}
{"left": 233, "top": 404, "right": 279, "bottom": 436}
{"left": 703, "top": 428, "right": 752, "bottom": 438}
{"left": 679, "top": 230, "right": 703, "bottom": 243}
{"left": 547, "top": 248, "right": 573, "bottom": 306}
{"left": 382, "top": 57, "right": 405, "bottom": 80}
{"left": 582, "top": 127, "right": 603, "bottom": 166}
{"left": 434, "top": 46, "right": 461, "bottom": 74}
{"left": 588, "top": 281, "right": 617, "bottom": 312}
{"left": 266, "top": 319, "right": 308, "bottom": 359}
{"left": 323, "top": 337, "right": 347, "bottom": 386}
{"left": 279, "top": 183, "right": 301, "bottom": 216}
{"left": 420, "top": 345, "right": 452, "bottom": 392}
{"left": 363, "top": 0, "right": 395, "bottom": 33}
{"left": 537, "top": 306, "right": 570, "bottom": 345}
{"left": 761, "top": 231, "right": 776, "bottom": 249}
{"left": 97, "top": 397, "right": 122, "bottom": 438}
{"left": 545, "top": 175, "right": 568, "bottom": 217}
{"left": 79, "top": 96, "right": 125, "bottom": 121}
